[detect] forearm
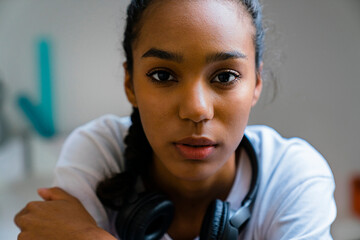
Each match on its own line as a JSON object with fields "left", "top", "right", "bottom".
{"left": 15, "top": 187, "right": 118, "bottom": 240}
{"left": 73, "top": 227, "right": 117, "bottom": 240}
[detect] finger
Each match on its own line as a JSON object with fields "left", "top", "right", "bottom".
{"left": 14, "top": 201, "right": 42, "bottom": 229}
{"left": 14, "top": 207, "right": 28, "bottom": 228}
{"left": 37, "top": 187, "right": 75, "bottom": 201}
{"left": 37, "top": 188, "right": 52, "bottom": 201}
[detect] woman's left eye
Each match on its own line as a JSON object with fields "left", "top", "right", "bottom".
{"left": 212, "top": 70, "right": 241, "bottom": 85}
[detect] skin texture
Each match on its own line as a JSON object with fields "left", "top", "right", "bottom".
{"left": 15, "top": 0, "right": 262, "bottom": 239}
{"left": 124, "top": 0, "right": 262, "bottom": 238}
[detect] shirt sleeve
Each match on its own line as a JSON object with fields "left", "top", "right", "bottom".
{"left": 52, "top": 116, "right": 127, "bottom": 231}
{"left": 255, "top": 137, "right": 337, "bottom": 240}
{"left": 265, "top": 176, "right": 336, "bottom": 239}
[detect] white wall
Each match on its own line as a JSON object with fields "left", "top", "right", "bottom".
{"left": 0, "top": 0, "right": 359, "bottom": 228}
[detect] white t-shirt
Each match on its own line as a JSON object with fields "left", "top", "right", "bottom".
{"left": 53, "top": 114, "right": 336, "bottom": 239}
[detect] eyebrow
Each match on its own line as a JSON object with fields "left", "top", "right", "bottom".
{"left": 206, "top": 51, "right": 247, "bottom": 63}
{"left": 142, "top": 48, "right": 183, "bottom": 62}
{"left": 141, "top": 48, "right": 247, "bottom": 63}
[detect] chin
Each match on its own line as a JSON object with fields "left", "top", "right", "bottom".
{"left": 172, "top": 163, "right": 219, "bottom": 182}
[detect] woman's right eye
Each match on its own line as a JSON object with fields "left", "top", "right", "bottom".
{"left": 146, "top": 70, "right": 176, "bottom": 82}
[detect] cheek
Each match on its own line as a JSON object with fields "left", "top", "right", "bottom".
{"left": 215, "top": 87, "right": 254, "bottom": 140}
{"left": 134, "top": 86, "right": 175, "bottom": 149}
{"left": 217, "top": 85, "right": 254, "bottom": 120}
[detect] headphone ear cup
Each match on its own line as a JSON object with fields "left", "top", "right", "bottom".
{"left": 199, "top": 199, "right": 229, "bottom": 240}
{"left": 116, "top": 192, "right": 174, "bottom": 240}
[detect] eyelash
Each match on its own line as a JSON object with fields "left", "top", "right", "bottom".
{"left": 211, "top": 69, "right": 241, "bottom": 86}
{"left": 146, "top": 68, "right": 242, "bottom": 86}
{"left": 146, "top": 68, "right": 177, "bottom": 84}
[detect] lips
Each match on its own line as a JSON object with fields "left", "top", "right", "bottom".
{"left": 174, "top": 137, "right": 217, "bottom": 160}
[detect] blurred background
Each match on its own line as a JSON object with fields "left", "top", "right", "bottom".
{"left": 0, "top": 0, "right": 359, "bottom": 239}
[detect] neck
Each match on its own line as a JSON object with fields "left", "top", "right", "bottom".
{"left": 149, "top": 152, "right": 238, "bottom": 240}
{"left": 150, "top": 153, "right": 237, "bottom": 206}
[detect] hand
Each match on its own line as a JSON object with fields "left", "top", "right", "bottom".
{"left": 14, "top": 187, "right": 116, "bottom": 240}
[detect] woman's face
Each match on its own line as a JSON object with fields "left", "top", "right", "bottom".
{"left": 125, "top": 0, "right": 262, "bottom": 182}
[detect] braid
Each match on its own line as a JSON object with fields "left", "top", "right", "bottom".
{"left": 124, "top": 107, "right": 153, "bottom": 175}
{"left": 96, "top": 108, "right": 152, "bottom": 209}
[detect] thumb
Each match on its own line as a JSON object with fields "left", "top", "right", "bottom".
{"left": 38, "top": 187, "right": 75, "bottom": 201}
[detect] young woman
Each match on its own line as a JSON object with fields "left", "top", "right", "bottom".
{"left": 15, "top": 0, "right": 336, "bottom": 239}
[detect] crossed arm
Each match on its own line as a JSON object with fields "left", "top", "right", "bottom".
{"left": 14, "top": 187, "right": 116, "bottom": 240}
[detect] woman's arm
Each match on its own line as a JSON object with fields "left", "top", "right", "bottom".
{"left": 14, "top": 187, "right": 117, "bottom": 240}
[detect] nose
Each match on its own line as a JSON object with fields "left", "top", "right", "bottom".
{"left": 178, "top": 80, "right": 214, "bottom": 123}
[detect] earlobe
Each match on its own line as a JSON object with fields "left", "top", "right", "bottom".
{"left": 252, "top": 65, "right": 263, "bottom": 107}
{"left": 123, "top": 62, "right": 138, "bottom": 108}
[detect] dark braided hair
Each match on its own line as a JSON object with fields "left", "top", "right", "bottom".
{"left": 96, "top": 108, "right": 152, "bottom": 209}
{"left": 96, "top": 0, "right": 265, "bottom": 209}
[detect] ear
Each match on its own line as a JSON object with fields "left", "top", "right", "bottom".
{"left": 251, "top": 63, "right": 263, "bottom": 107}
{"left": 123, "top": 62, "right": 138, "bottom": 108}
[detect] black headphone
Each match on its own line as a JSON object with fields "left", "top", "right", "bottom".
{"left": 116, "top": 135, "right": 259, "bottom": 240}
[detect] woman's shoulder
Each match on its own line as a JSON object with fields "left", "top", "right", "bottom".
{"left": 56, "top": 114, "right": 132, "bottom": 175}
{"left": 77, "top": 114, "right": 131, "bottom": 137}
{"left": 70, "top": 114, "right": 131, "bottom": 150}
{"left": 243, "top": 125, "right": 336, "bottom": 239}
{"left": 53, "top": 114, "right": 132, "bottom": 230}
{"left": 245, "top": 125, "right": 334, "bottom": 181}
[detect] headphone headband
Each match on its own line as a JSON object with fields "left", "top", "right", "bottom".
{"left": 240, "top": 135, "right": 260, "bottom": 205}
{"left": 229, "top": 135, "right": 260, "bottom": 230}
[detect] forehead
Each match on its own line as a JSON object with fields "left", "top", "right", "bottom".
{"left": 133, "top": 0, "right": 255, "bottom": 60}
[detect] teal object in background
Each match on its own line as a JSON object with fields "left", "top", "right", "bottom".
{"left": 18, "top": 39, "right": 56, "bottom": 138}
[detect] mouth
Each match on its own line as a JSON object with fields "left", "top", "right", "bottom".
{"left": 174, "top": 137, "right": 218, "bottom": 160}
